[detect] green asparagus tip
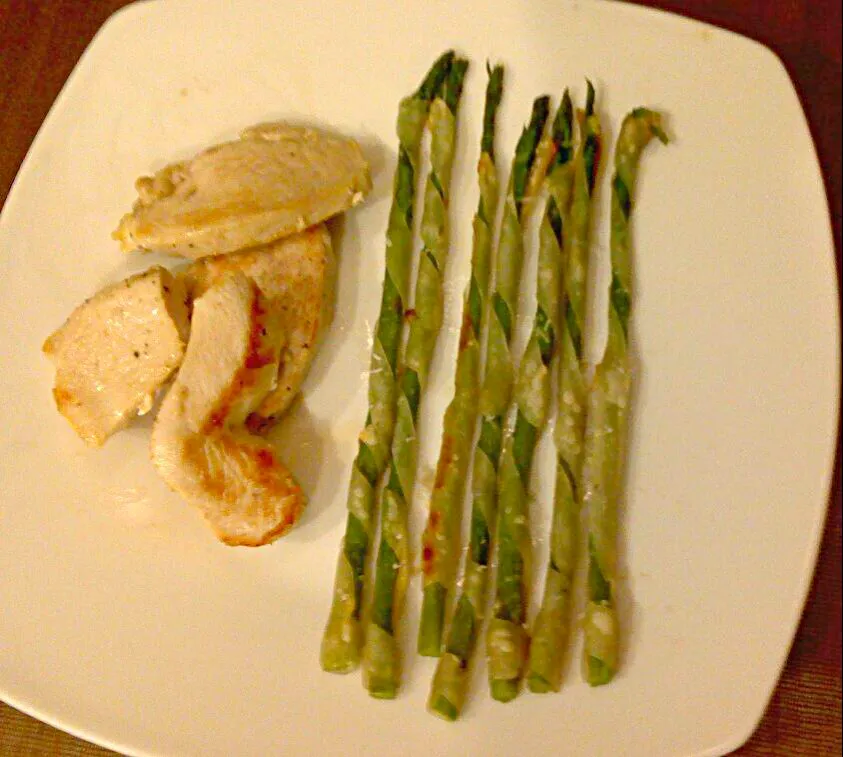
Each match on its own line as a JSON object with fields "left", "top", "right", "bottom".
{"left": 529, "top": 95, "right": 552, "bottom": 133}
{"left": 486, "top": 61, "right": 505, "bottom": 97}
{"left": 557, "top": 89, "right": 574, "bottom": 135}
{"left": 442, "top": 58, "right": 470, "bottom": 114}
{"left": 587, "top": 656, "right": 615, "bottom": 686}
{"left": 490, "top": 678, "right": 520, "bottom": 703}
{"left": 582, "top": 89, "right": 602, "bottom": 195}
{"left": 628, "top": 108, "right": 669, "bottom": 145}
{"left": 550, "top": 89, "right": 575, "bottom": 167}
{"left": 526, "top": 673, "right": 554, "bottom": 693}
{"left": 481, "top": 63, "right": 505, "bottom": 159}
{"left": 649, "top": 115, "right": 670, "bottom": 145}
{"left": 512, "top": 95, "right": 551, "bottom": 213}
{"left": 585, "top": 79, "right": 596, "bottom": 116}
{"left": 430, "top": 694, "right": 459, "bottom": 721}
{"left": 416, "top": 50, "right": 456, "bottom": 102}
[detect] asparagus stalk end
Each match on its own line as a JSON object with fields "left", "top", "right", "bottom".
{"left": 418, "top": 583, "right": 446, "bottom": 656}
{"left": 429, "top": 694, "right": 459, "bottom": 721}
{"left": 527, "top": 673, "right": 554, "bottom": 694}
{"left": 490, "top": 679, "right": 519, "bottom": 703}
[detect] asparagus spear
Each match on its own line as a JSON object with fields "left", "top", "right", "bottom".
{"left": 418, "top": 64, "right": 504, "bottom": 658}
{"left": 427, "top": 96, "right": 551, "bottom": 719}
{"left": 362, "top": 58, "right": 470, "bottom": 698}
{"left": 321, "top": 51, "right": 455, "bottom": 674}
{"left": 488, "top": 92, "right": 577, "bottom": 702}
{"left": 583, "top": 108, "right": 666, "bottom": 686}
{"left": 527, "top": 81, "right": 603, "bottom": 692}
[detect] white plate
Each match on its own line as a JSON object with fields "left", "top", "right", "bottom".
{"left": 0, "top": 1, "right": 838, "bottom": 755}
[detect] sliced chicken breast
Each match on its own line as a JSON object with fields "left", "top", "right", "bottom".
{"left": 151, "top": 270, "right": 305, "bottom": 546}
{"left": 43, "top": 267, "right": 189, "bottom": 446}
{"left": 184, "top": 225, "right": 334, "bottom": 425}
{"left": 113, "top": 122, "right": 370, "bottom": 259}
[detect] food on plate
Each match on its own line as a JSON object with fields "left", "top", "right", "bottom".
{"left": 581, "top": 108, "right": 667, "bottom": 685}
{"left": 485, "top": 90, "right": 579, "bottom": 704}
{"left": 426, "top": 93, "right": 550, "bottom": 716}
{"left": 36, "top": 30, "right": 670, "bottom": 697}
{"left": 423, "top": 66, "right": 504, "bottom": 717}
{"left": 150, "top": 270, "right": 305, "bottom": 546}
{"left": 419, "top": 64, "right": 504, "bottom": 665}
{"left": 321, "top": 50, "right": 456, "bottom": 674}
{"left": 43, "top": 267, "right": 189, "bottom": 446}
{"left": 43, "top": 108, "right": 372, "bottom": 550}
{"left": 526, "top": 83, "right": 602, "bottom": 693}
{"left": 113, "top": 122, "right": 371, "bottom": 258}
{"left": 362, "top": 57, "right": 469, "bottom": 700}
{"left": 446, "top": 93, "right": 550, "bottom": 706}
{"left": 45, "top": 113, "right": 371, "bottom": 544}
{"left": 183, "top": 224, "right": 334, "bottom": 425}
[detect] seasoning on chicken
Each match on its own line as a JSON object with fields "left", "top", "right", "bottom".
{"left": 150, "top": 270, "right": 305, "bottom": 546}
{"left": 43, "top": 266, "right": 190, "bottom": 446}
{"left": 113, "top": 122, "right": 371, "bottom": 259}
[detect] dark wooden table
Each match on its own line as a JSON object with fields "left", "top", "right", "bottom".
{"left": 0, "top": 1, "right": 839, "bottom": 754}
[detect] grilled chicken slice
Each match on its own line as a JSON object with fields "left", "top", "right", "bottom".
{"left": 151, "top": 270, "right": 305, "bottom": 546}
{"left": 43, "top": 267, "right": 189, "bottom": 446}
{"left": 184, "top": 225, "right": 334, "bottom": 425}
{"left": 113, "top": 122, "right": 370, "bottom": 259}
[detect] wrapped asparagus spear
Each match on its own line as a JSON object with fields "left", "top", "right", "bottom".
{"left": 488, "top": 91, "right": 577, "bottom": 701}
{"left": 583, "top": 107, "right": 667, "bottom": 686}
{"left": 363, "top": 57, "right": 470, "bottom": 698}
{"left": 418, "top": 63, "right": 504, "bottom": 658}
{"left": 428, "top": 95, "right": 551, "bottom": 718}
{"left": 527, "top": 82, "right": 603, "bottom": 692}
{"left": 321, "top": 51, "right": 454, "bottom": 674}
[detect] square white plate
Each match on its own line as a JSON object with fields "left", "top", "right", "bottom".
{"left": 0, "top": 1, "right": 838, "bottom": 755}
